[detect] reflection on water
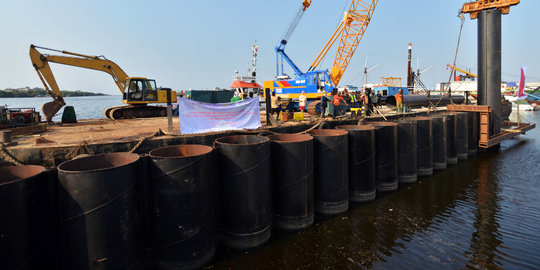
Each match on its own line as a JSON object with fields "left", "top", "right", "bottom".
{"left": 208, "top": 112, "right": 540, "bottom": 269}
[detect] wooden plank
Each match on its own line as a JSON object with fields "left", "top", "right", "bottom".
{"left": 478, "top": 112, "right": 490, "bottom": 147}
{"left": 480, "top": 122, "right": 536, "bottom": 148}
{"left": 447, "top": 104, "right": 492, "bottom": 113}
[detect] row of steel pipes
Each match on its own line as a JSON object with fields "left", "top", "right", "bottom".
{"left": 0, "top": 111, "right": 478, "bottom": 270}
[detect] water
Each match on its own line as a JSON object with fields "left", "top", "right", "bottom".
{"left": 0, "top": 95, "right": 123, "bottom": 121}
{"left": 208, "top": 111, "right": 540, "bottom": 269}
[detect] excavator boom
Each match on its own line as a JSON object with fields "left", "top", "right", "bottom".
{"left": 29, "top": 45, "right": 176, "bottom": 122}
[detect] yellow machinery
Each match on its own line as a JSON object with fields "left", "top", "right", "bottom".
{"left": 308, "top": 0, "right": 379, "bottom": 87}
{"left": 447, "top": 64, "right": 478, "bottom": 80}
{"left": 461, "top": 0, "right": 520, "bottom": 19}
{"left": 29, "top": 45, "right": 177, "bottom": 122}
{"left": 381, "top": 77, "right": 402, "bottom": 87}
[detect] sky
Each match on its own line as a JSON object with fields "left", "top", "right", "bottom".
{"left": 1, "top": 0, "right": 539, "bottom": 95}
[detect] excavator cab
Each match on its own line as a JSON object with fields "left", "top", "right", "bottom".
{"left": 124, "top": 78, "right": 158, "bottom": 102}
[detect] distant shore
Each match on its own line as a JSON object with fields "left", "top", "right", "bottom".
{"left": 0, "top": 88, "right": 107, "bottom": 98}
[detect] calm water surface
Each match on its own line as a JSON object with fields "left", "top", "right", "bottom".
{"left": 0, "top": 95, "right": 123, "bottom": 121}
{"left": 208, "top": 111, "right": 540, "bottom": 269}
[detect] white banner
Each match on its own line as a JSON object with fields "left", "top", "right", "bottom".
{"left": 178, "top": 97, "right": 261, "bottom": 134}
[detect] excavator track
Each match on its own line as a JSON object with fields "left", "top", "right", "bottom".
{"left": 104, "top": 105, "right": 167, "bottom": 120}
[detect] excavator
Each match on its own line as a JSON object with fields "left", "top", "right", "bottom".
{"left": 264, "top": 0, "right": 378, "bottom": 114}
{"left": 29, "top": 45, "right": 177, "bottom": 122}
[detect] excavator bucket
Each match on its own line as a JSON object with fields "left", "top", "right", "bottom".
{"left": 42, "top": 99, "right": 65, "bottom": 123}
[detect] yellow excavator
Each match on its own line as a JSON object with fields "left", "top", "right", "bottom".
{"left": 29, "top": 44, "right": 177, "bottom": 122}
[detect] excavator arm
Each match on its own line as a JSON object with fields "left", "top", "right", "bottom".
{"left": 308, "top": 0, "right": 378, "bottom": 86}
{"left": 29, "top": 44, "right": 130, "bottom": 122}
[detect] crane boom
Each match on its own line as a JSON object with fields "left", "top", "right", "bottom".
{"left": 275, "top": 0, "right": 312, "bottom": 78}
{"left": 461, "top": 0, "right": 520, "bottom": 19}
{"left": 309, "top": 0, "right": 378, "bottom": 86}
{"left": 447, "top": 64, "right": 478, "bottom": 78}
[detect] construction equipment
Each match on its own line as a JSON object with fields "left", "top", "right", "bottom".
{"left": 447, "top": 64, "right": 477, "bottom": 81}
{"left": 0, "top": 106, "right": 41, "bottom": 129}
{"left": 461, "top": 0, "right": 520, "bottom": 19}
{"left": 29, "top": 45, "right": 177, "bottom": 122}
{"left": 460, "top": 0, "right": 520, "bottom": 135}
{"left": 264, "top": 0, "right": 378, "bottom": 113}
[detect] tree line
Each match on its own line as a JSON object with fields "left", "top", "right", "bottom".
{"left": 0, "top": 87, "right": 106, "bottom": 97}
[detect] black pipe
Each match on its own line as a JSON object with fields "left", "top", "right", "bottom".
{"left": 386, "top": 94, "right": 465, "bottom": 107}
{"left": 442, "top": 113, "right": 458, "bottom": 165}
{"left": 214, "top": 135, "right": 272, "bottom": 250}
{"left": 0, "top": 165, "right": 52, "bottom": 270}
{"left": 149, "top": 145, "right": 216, "bottom": 269}
{"left": 430, "top": 115, "right": 447, "bottom": 170}
{"left": 478, "top": 9, "right": 502, "bottom": 135}
{"left": 57, "top": 152, "right": 142, "bottom": 270}
{"left": 456, "top": 112, "right": 469, "bottom": 160}
{"left": 268, "top": 134, "right": 314, "bottom": 230}
{"left": 369, "top": 122, "right": 398, "bottom": 192}
{"left": 413, "top": 116, "right": 433, "bottom": 176}
{"left": 336, "top": 125, "right": 376, "bottom": 202}
{"left": 467, "top": 112, "right": 478, "bottom": 156}
{"left": 306, "top": 129, "right": 349, "bottom": 215}
{"left": 265, "top": 88, "right": 271, "bottom": 125}
{"left": 396, "top": 120, "right": 417, "bottom": 183}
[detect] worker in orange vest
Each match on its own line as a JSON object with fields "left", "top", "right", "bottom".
{"left": 361, "top": 88, "right": 372, "bottom": 117}
{"left": 395, "top": 89, "right": 404, "bottom": 114}
{"left": 332, "top": 92, "right": 348, "bottom": 119}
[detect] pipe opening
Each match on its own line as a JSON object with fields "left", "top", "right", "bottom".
{"left": 58, "top": 152, "right": 140, "bottom": 172}
{"left": 268, "top": 134, "right": 313, "bottom": 143}
{"left": 307, "top": 129, "right": 348, "bottom": 136}
{"left": 0, "top": 165, "right": 45, "bottom": 185}
{"left": 215, "top": 135, "right": 269, "bottom": 145}
{"left": 149, "top": 144, "right": 213, "bottom": 159}
{"left": 336, "top": 125, "right": 375, "bottom": 131}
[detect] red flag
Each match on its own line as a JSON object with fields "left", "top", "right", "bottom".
{"left": 517, "top": 67, "right": 527, "bottom": 100}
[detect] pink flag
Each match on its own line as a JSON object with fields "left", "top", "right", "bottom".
{"left": 517, "top": 67, "right": 527, "bottom": 100}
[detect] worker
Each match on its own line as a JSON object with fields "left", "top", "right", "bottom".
{"left": 320, "top": 91, "right": 328, "bottom": 117}
{"left": 349, "top": 90, "right": 358, "bottom": 107}
{"left": 395, "top": 89, "right": 404, "bottom": 114}
{"left": 230, "top": 93, "right": 242, "bottom": 102}
{"left": 361, "top": 89, "right": 371, "bottom": 117}
{"left": 270, "top": 91, "right": 280, "bottom": 122}
{"left": 299, "top": 91, "right": 307, "bottom": 112}
{"left": 332, "top": 93, "right": 347, "bottom": 119}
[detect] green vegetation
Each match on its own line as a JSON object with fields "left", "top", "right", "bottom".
{"left": 0, "top": 87, "right": 107, "bottom": 97}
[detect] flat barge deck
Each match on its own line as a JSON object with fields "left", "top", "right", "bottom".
{"left": 1, "top": 108, "right": 423, "bottom": 167}
{"left": 1, "top": 106, "right": 534, "bottom": 168}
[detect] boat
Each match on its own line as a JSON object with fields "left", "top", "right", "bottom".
{"left": 230, "top": 41, "right": 262, "bottom": 99}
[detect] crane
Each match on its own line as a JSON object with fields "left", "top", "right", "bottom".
{"left": 30, "top": 45, "right": 177, "bottom": 122}
{"left": 461, "top": 0, "right": 519, "bottom": 19}
{"left": 308, "top": 0, "right": 378, "bottom": 86}
{"left": 447, "top": 64, "right": 478, "bottom": 80}
{"left": 264, "top": 0, "right": 378, "bottom": 113}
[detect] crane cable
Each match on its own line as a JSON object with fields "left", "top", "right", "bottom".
{"left": 432, "top": 13, "right": 466, "bottom": 109}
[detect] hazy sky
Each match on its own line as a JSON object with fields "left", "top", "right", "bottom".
{"left": 1, "top": 0, "right": 539, "bottom": 95}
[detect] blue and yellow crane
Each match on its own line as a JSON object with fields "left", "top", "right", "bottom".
{"left": 264, "top": 0, "right": 379, "bottom": 113}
